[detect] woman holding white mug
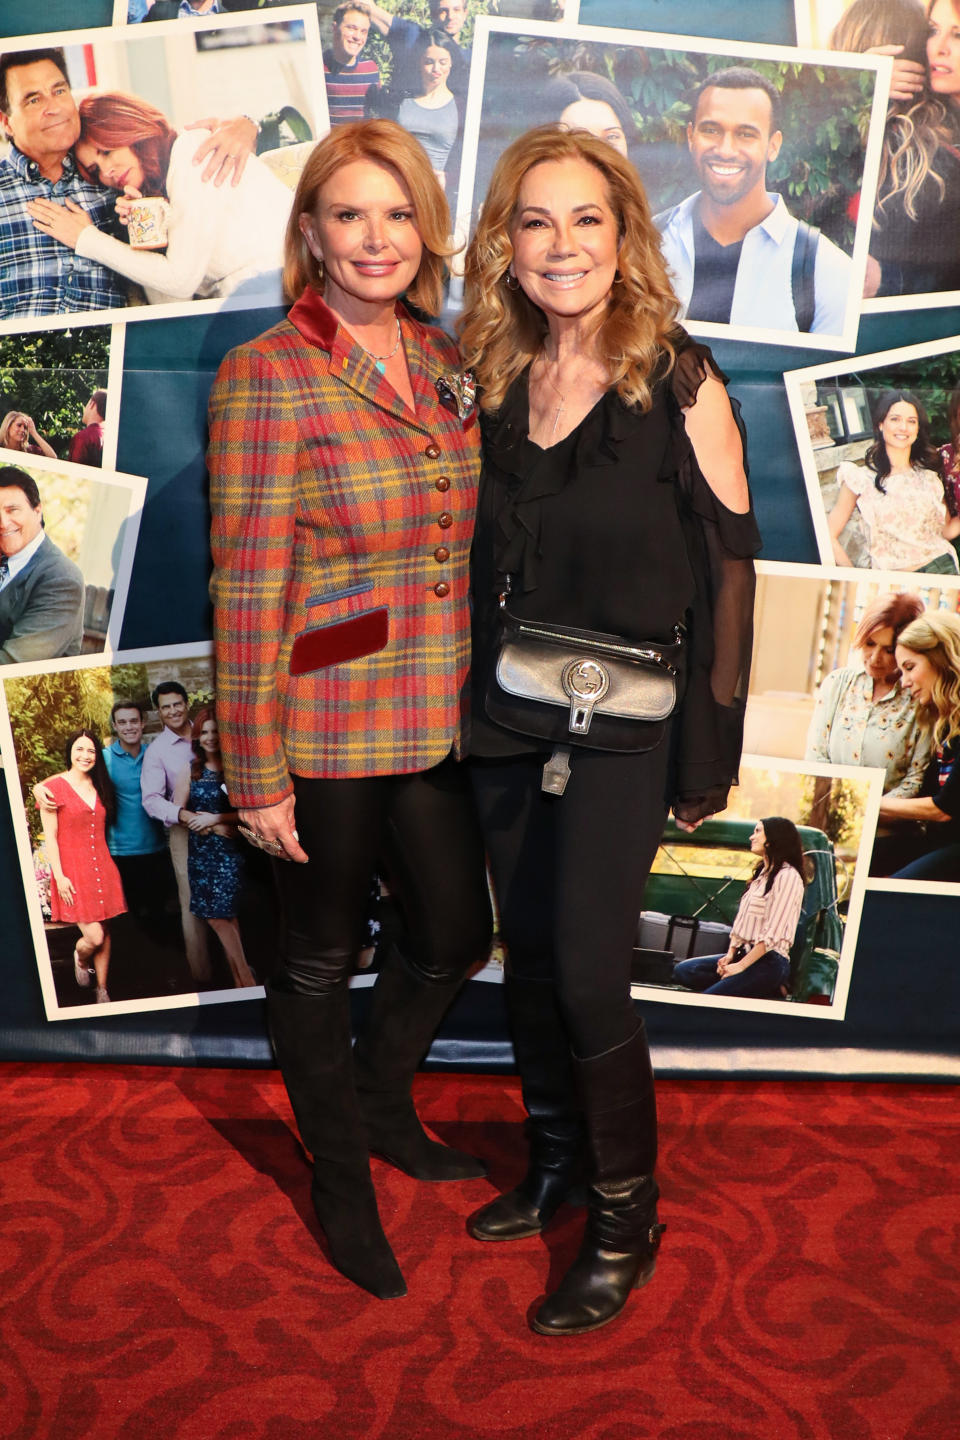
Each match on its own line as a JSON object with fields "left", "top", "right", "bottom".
{"left": 26, "top": 91, "right": 290, "bottom": 305}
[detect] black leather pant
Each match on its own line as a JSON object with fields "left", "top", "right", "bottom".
{"left": 273, "top": 756, "right": 492, "bottom": 995}
{"left": 471, "top": 742, "right": 670, "bottom": 1057}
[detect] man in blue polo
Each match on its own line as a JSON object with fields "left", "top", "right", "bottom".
{"left": 103, "top": 700, "right": 173, "bottom": 919}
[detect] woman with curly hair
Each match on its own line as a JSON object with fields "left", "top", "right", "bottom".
{"left": 871, "top": 609, "right": 960, "bottom": 878}
{"left": 828, "top": 389, "right": 960, "bottom": 572}
{"left": 26, "top": 90, "right": 290, "bottom": 304}
{"left": 459, "top": 125, "right": 759, "bottom": 1335}
{"left": 37, "top": 729, "right": 126, "bottom": 1004}
{"left": 674, "top": 817, "right": 807, "bottom": 998}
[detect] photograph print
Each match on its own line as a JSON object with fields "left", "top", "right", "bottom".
{"left": 456, "top": 17, "right": 890, "bottom": 348}
{"left": 0, "top": 324, "right": 121, "bottom": 471}
{"left": 746, "top": 560, "right": 960, "bottom": 890}
{"left": 0, "top": 449, "right": 144, "bottom": 673}
{"left": 796, "top": 0, "right": 960, "bottom": 312}
{"left": 0, "top": 645, "right": 280, "bottom": 1020}
{"left": 630, "top": 754, "right": 879, "bottom": 1020}
{"left": 786, "top": 334, "right": 960, "bottom": 575}
{"left": 0, "top": 8, "right": 326, "bottom": 334}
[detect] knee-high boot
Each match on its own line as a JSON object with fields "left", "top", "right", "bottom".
{"left": 266, "top": 981, "right": 407, "bottom": 1300}
{"left": 352, "top": 946, "right": 487, "bottom": 1181}
{"left": 469, "top": 972, "right": 585, "bottom": 1240}
{"left": 531, "top": 1023, "right": 665, "bottom": 1336}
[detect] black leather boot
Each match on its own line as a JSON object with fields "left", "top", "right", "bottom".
{"left": 469, "top": 973, "right": 585, "bottom": 1241}
{"left": 353, "top": 947, "right": 486, "bottom": 1182}
{"left": 266, "top": 981, "right": 406, "bottom": 1300}
{"left": 531, "top": 1024, "right": 665, "bottom": 1336}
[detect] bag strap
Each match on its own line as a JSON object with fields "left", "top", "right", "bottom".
{"left": 791, "top": 220, "right": 820, "bottom": 333}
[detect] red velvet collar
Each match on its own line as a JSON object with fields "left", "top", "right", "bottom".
{"left": 287, "top": 286, "right": 416, "bottom": 352}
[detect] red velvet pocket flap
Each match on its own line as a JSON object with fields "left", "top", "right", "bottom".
{"left": 289, "top": 607, "right": 389, "bottom": 676}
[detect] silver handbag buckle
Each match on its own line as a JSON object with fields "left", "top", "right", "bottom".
{"left": 562, "top": 657, "right": 610, "bottom": 735}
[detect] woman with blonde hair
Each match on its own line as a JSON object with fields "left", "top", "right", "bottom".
{"left": 872, "top": 609, "right": 960, "bottom": 878}
{"left": 207, "top": 120, "right": 491, "bottom": 1300}
{"left": 830, "top": 0, "right": 960, "bottom": 296}
{"left": 805, "top": 589, "right": 932, "bottom": 794}
{"left": 0, "top": 411, "right": 56, "bottom": 459}
{"left": 27, "top": 90, "right": 289, "bottom": 304}
{"left": 460, "top": 125, "right": 758, "bottom": 1335}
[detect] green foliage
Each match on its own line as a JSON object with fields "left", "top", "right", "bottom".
{"left": 836, "top": 350, "right": 960, "bottom": 441}
{"left": 801, "top": 774, "right": 864, "bottom": 857}
{"left": 0, "top": 330, "right": 109, "bottom": 460}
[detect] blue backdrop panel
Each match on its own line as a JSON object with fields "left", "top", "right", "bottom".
{"left": 577, "top": 0, "right": 796, "bottom": 46}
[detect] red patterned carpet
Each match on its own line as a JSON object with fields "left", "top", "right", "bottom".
{"left": 1, "top": 1063, "right": 957, "bottom": 1440}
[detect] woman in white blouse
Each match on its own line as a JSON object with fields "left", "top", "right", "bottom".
{"left": 805, "top": 590, "right": 932, "bottom": 795}
{"left": 673, "top": 818, "right": 807, "bottom": 999}
{"left": 26, "top": 91, "right": 289, "bottom": 305}
{"left": 828, "top": 390, "right": 960, "bottom": 574}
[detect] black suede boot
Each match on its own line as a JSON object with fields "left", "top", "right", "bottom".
{"left": 469, "top": 973, "right": 584, "bottom": 1241}
{"left": 531, "top": 1024, "right": 665, "bottom": 1336}
{"left": 352, "top": 947, "right": 486, "bottom": 1181}
{"left": 266, "top": 981, "right": 406, "bottom": 1300}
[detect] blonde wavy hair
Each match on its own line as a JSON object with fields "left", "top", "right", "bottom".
{"left": 458, "top": 126, "right": 680, "bottom": 414}
{"left": 831, "top": 0, "right": 951, "bottom": 224}
{"left": 283, "top": 119, "right": 454, "bottom": 314}
{"left": 896, "top": 609, "right": 960, "bottom": 745}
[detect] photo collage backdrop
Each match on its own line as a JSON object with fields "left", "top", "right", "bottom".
{"left": 1, "top": 0, "right": 957, "bottom": 1075}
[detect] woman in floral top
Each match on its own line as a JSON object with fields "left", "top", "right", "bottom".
{"left": 674, "top": 817, "right": 807, "bottom": 998}
{"left": 805, "top": 590, "right": 932, "bottom": 795}
{"left": 828, "top": 390, "right": 960, "bottom": 573}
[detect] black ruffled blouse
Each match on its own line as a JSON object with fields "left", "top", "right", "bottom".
{"left": 469, "top": 356, "right": 762, "bottom": 824}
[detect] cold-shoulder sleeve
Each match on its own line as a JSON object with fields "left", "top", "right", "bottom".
{"left": 667, "top": 373, "right": 761, "bottom": 825}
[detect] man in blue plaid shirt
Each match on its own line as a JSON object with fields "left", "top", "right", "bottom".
{"left": 0, "top": 45, "right": 258, "bottom": 321}
{"left": 0, "top": 48, "right": 127, "bottom": 319}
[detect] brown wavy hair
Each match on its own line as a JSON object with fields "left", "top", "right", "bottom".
{"left": 189, "top": 705, "right": 221, "bottom": 781}
{"left": 831, "top": 0, "right": 951, "bottom": 225}
{"left": 458, "top": 126, "right": 680, "bottom": 414}
{"left": 852, "top": 590, "right": 924, "bottom": 648}
{"left": 76, "top": 91, "right": 177, "bottom": 198}
{"left": 283, "top": 119, "right": 454, "bottom": 313}
{"left": 896, "top": 610, "right": 960, "bottom": 745}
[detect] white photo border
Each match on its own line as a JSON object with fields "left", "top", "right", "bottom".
{"left": 0, "top": 7, "right": 327, "bottom": 337}
{"left": 629, "top": 752, "right": 881, "bottom": 1022}
{"left": 0, "top": 449, "right": 146, "bottom": 677}
{"left": 455, "top": 16, "right": 889, "bottom": 350}
{"left": 785, "top": 333, "right": 960, "bottom": 573}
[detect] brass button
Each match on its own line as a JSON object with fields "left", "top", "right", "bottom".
{"left": 433, "top": 581, "right": 450, "bottom": 598}
{"left": 438, "top": 511, "right": 453, "bottom": 529}
{"left": 425, "top": 442, "right": 441, "bottom": 459}
{"left": 434, "top": 545, "right": 450, "bottom": 562}
{"left": 435, "top": 475, "right": 451, "bottom": 492}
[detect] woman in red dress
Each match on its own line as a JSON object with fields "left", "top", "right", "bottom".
{"left": 38, "top": 729, "right": 126, "bottom": 1004}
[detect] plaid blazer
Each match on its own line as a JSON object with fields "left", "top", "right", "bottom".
{"left": 208, "top": 288, "right": 480, "bottom": 806}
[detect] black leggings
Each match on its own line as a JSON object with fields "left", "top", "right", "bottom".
{"left": 471, "top": 743, "right": 670, "bottom": 1058}
{"left": 274, "top": 756, "right": 492, "bottom": 995}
